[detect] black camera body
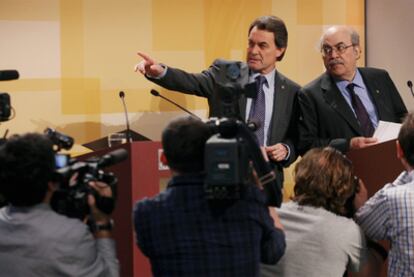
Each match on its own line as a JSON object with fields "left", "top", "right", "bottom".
{"left": 204, "top": 118, "right": 281, "bottom": 205}
{"left": 204, "top": 134, "right": 249, "bottom": 200}
{"left": 51, "top": 154, "right": 122, "bottom": 220}
{"left": 0, "top": 93, "right": 11, "bottom": 122}
{"left": 45, "top": 128, "right": 127, "bottom": 220}
{"left": 203, "top": 62, "right": 282, "bottom": 205}
{"left": 213, "top": 61, "right": 256, "bottom": 119}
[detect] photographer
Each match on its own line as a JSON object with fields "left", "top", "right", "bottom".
{"left": 133, "top": 116, "right": 285, "bottom": 277}
{"left": 356, "top": 112, "right": 414, "bottom": 275}
{"left": 261, "top": 147, "right": 369, "bottom": 277}
{"left": 0, "top": 133, "right": 119, "bottom": 276}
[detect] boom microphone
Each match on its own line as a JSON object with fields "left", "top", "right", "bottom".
{"left": 119, "top": 91, "right": 132, "bottom": 143}
{"left": 0, "top": 70, "right": 19, "bottom": 81}
{"left": 150, "top": 89, "right": 201, "bottom": 120}
{"left": 407, "top": 80, "right": 414, "bottom": 98}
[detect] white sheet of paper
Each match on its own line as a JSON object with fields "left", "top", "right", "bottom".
{"left": 373, "top": 120, "right": 401, "bottom": 143}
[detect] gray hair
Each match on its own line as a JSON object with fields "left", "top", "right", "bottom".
{"left": 319, "top": 26, "right": 360, "bottom": 50}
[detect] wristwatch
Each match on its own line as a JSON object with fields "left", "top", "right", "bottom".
{"left": 90, "top": 219, "right": 114, "bottom": 232}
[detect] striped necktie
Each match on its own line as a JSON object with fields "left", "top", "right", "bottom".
{"left": 249, "top": 75, "right": 267, "bottom": 145}
{"left": 346, "top": 83, "right": 375, "bottom": 137}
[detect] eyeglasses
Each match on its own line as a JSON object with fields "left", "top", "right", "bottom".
{"left": 321, "top": 43, "right": 354, "bottom": 56}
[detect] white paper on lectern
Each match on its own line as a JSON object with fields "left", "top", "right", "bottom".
{"left": 373, "top": 120, "right": 402, "bottom": 143}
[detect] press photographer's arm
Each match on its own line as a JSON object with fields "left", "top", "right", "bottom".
{"left": 87, "top": 180, "right": 114, "bottom": 238}
{"left": 0, "top": 133, "right": 120, "bottom": 276}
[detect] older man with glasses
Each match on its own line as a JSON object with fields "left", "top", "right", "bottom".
{"left": 297, "top": 25, "right": 407, "bottom": 155}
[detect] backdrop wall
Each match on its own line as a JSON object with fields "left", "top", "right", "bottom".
{"left": 0, "top": 0, "right": 365, "bottom": 198}
{"left": 366, "top": 0, "right": 414, "bottom": 111}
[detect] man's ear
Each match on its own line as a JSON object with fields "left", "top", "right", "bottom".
{"left": 354, "top": 45, "right": 361, "bottom": 60}
{"left": 396, "top": 140, "right": 404, "bottom": 160}
{"left": 160, "top": 151, "right": 168, "bottom": 166}
{"left": 275, "top": 47, "right": 286, "bottom": 61}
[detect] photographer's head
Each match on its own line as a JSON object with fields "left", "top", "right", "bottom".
{"left": 0, "top": 133, "right": 55, "bottom": 206}
{"left": 397, "top": 112, "right": 414, "bottom": 169}
{"left": 293, "top": 147, "right": 356, "bottom": 216}
{"left": 162, "top": 116, "right": 211, "bottom": 174}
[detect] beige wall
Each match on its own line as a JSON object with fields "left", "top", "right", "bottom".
{"left": 366, "top": 0, "right": 414, "bottom": 111}
{"left": 0, "top": 0, "right": 365, "bottom": 198}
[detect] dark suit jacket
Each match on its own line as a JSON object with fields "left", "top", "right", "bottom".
{"left": 134, "top": 174, "right": 286, "bottom": 276}
{"left": 148, "top": 59, "right": 301, "bottom": 206}
{"left": 298, "top": 67, "right": 407, "bottom": 154}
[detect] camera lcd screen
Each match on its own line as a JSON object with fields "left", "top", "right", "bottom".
{"left": 55, "top": 154, "right": 69, "bottom": 169}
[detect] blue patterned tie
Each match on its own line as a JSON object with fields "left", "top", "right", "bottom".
{"left": 249, "top": 75, "right": 267, "bottom": 145}
{"left": 346, "top": 83, "right": 375, "bottom": 137}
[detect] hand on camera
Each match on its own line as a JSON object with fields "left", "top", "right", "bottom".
{"left": 87, "top": 181, "right": 113, "bottom": 223}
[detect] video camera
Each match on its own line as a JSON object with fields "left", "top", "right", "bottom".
{"left": 204, "top": 62, "right": 282, "bottom": 206}
{"left": 213, "top": 61, "right": 257, "bottom": 119}
{"left": 0, "top": 70, "right": 19, "bottom": 122}
{"left": 0, "top": 93, "right": 11, "bottom": 122}
{"left": 204, "top": 118, "right": 280, "bottom": 205}
{"left": 0, "top": 70, "right": 19, "bottom": 146}
{"left": 44, "top": 128, "right": 128, "bottom": 220}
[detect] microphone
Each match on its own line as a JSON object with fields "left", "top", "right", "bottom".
{"left": 119, "top": 91, "right": 132, "bottom": 143}
{"left": 0, "top": 70, "right": 19, "bottom": 81}
{"left": 150, "top": 89, "right": 201, "bottom": 120}
{"left": 98, "top": 148, "right": 128, "bottom": 168}
{"left": 407, "top": 80, "right": 414, "bottom": 98}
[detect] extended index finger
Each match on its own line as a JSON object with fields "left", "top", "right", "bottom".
{"left": 137, "top": 52, "right": 154, "bottom": 64}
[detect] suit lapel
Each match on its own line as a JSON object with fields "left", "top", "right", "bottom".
{"left": 321, "top": 73, "right": 363, "bottom": 135}
{"left": 359, "top": 68, "right": 387, "bottom": 120}
{"left": 268, "top": 72, "right": 289, "bottom": 142}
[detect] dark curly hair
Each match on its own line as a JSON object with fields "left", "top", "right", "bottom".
{"left": 292, "top": 147, "right": 356, "bottom": 216}
{"left": 0, "top": 133, "right": 55, "bottom": 206}
{"left": 398, "top": 112, "right": 414, "bottom": 167}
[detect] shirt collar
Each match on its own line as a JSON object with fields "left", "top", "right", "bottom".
{"left": 250, "top": 68, "right": 276, "bottom": 88}
{"left": 335, "top": 69, "right": 364, "bottom": 91}
{"left": 7, "top": 202, "right": 50, "bottom": 214}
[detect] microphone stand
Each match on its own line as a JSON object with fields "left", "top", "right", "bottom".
{"left": 407, "top": 80, "right": 414, "bottom": 98}
{"left": 119, "top": 91, "right": 132, "bottom": 143}
{"left": 150, "top": 89, "right": 201, "bottom": 120}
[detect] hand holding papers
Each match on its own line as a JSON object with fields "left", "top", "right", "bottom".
{"left": 373, "top": 121, "right": 402, "bottom": 143}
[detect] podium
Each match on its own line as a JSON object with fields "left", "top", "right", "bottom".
{"left": 347, "top": 139, "right": 403, "bottom": 197}
{"left": 347, "top": 139, "right": 403, "bottom": 277}
{"left": 79, "top": 141, "right": 170, "bottom": 277}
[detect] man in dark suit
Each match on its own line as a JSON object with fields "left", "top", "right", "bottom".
{"left": 135, "top": 15, "right": 300, "bottom": 206}
{"left": 298, "top": 25, "right": 407, "bottom": 154}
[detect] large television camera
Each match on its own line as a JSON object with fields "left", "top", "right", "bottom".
{"left": 45, "top": 128, "right": 128, "bottom": 220}
{"left": 0, "top": 93, "right": 11, "bottom": 122}
{"left": 204, "top": 62, "right": 282, "bottom": 206}
{"left": 213, "top": 61, "right": 256, "bottom": 119}
{"left": 0, "top": 70, "right": 18, "bottom": 145}
{"left": 205, "top": 118, "right": 281, "bottom": 205}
